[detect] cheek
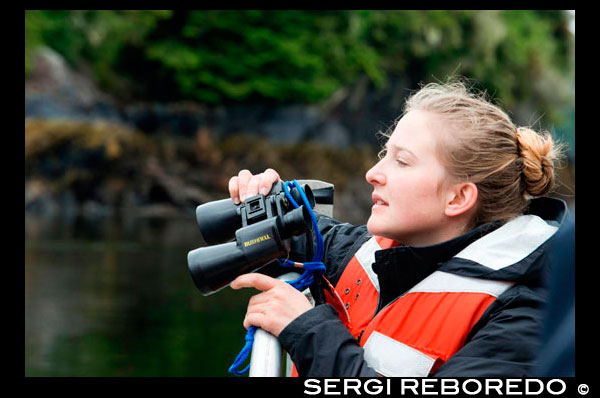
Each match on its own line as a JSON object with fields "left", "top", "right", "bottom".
{"left": 393, "top": 174, "right": 440, "bottom": 201}
{"left": 389, "top": 174, "right": 445, "bottom": 215}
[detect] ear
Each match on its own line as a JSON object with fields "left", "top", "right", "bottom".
{"left": 444, "top": 182, "right": 478, "bottom": 218}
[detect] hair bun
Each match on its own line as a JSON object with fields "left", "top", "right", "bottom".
{"left": 516, "top": 127, "right": 557, "bottom": 197}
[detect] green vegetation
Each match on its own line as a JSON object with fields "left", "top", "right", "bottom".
{"left": 25, "top": 10, "right": 574, "bottom": 123}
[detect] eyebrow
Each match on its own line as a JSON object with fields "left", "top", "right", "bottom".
{"left": 384, "top": 143, "right": 417, "bottom": 159}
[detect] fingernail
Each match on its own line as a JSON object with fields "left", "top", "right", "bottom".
{"left": 259, "top": 187, "right": 269, "bottom": 195}
{"left": 233, "top": 196, "right": 240, "bottom": 204}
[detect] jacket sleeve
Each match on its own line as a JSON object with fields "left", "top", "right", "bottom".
{"left": 433, "top": 284, "right": 547, "bottom": 377}
{"left": 279, "top": 304, "right": 381, "bottom": 377}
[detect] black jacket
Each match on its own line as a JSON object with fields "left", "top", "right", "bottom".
{"left": 277, "top": 197, "right": 569, "bottom": 377}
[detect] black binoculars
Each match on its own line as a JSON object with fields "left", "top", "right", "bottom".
{"left": 187, "top": 181, "right": 333, "bottom": 296}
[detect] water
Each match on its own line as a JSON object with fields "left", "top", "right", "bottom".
{"left": 25, "top": 214, "right": 255, "bottom": 376}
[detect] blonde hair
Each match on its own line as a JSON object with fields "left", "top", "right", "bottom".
{"left": 400, "top": 80, "right": 563, "bottom": 227}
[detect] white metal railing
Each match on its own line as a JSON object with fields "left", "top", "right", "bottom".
{"left": 248, "top": 180, "right": 333, "bottom": 377}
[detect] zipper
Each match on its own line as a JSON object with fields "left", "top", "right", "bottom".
{"left": 357, "top": 329, "right": 365, "bottom": 344}
{"left": 358, "top": 292, "right": 404, "bottom": 345}
{"left": 372, "top": 292, "right": 405, "bottom": 323}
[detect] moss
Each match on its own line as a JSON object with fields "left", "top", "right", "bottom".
{"left": 25, "top": 118, "right": 379, "bottom": 223}
{"left": 25, "top": 118, "right": 154, "bottom": 162}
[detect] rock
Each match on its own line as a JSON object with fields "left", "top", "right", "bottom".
{"left": 135, "top": 203, "right": 183, "bottom": 218}
{"left": 25, "top": 178, "right": 79, "bottom": 217}
{"left": 24, "top": 47, "right": 403, "bottom": 148}
{"left": 123, "top": 102, "right": 209, "bottom": 137}
{"left": 211, "top": 104, "right": 269, "bottom": 137}
{"left": 309, "top": 120, "right": 351, "bottom": 148}
{"left": 25, "top": 47, "right": 121, "bottom": 122}
{"left": 25, "top": 178, "right": 59, "bottom": 216}
{"left": 24, "top": 47, "right": 409, "bottom": 222}
{"left": 260, "top": 105, "right": 321, "bottom": 143}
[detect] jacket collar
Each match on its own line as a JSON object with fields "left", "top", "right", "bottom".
{"left": 371, "top": 197, "right": 568, "bottom": 307}
{"left": 372, "top": 222, "right": 500, "bottom": 309}
{"left": 441, "top": 197, "right": 569, "bottom": 281}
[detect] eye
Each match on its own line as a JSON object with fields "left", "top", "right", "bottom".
{"left": 395, "top": 158, "right": 408, "bottom": 166}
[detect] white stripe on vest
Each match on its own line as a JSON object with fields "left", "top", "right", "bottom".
{"left": 354, "top": 237, "right": 382, "bottom": 292}
{"left": 454, "top": 214, "right": 558, "bottom": 270}
{"left": 363, "top": 331, "right": 435, "bottom": 377}
{"left": 406, "top": 271, "right": 514, "bottom": 297}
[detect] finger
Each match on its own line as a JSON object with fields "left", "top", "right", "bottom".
{"left": 246, "top": 300, "right": 272, "bottom": 321}
{"left": 265, "top": 168, "right": 280, "bottom": 180}
{"left": 259, "top": 169, "right": 281, "bottom": 195}
{"left": 228, "top": 176, "right": 240, "bottom": 204}
{"left": 237, "top": 169, "right": 253, "bottom": 202}
{"left": 230, "top": 273, "right": 280, "bottom": 292}
{"left": 248, "top": 291, "right": 270, "bottom": 307}
{"left": 243, "top": 312, "right": 268, "bottom": 330}
{"left": 246, "top": 175, "right": 262, "bottom": 198}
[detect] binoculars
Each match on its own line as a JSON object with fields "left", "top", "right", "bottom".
{"left": 187, "top": 180, "right": 333, "bottom": 296}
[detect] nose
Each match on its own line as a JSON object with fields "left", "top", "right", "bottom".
{"left": 365, "top": 159, "right": 386, "bottom": 186}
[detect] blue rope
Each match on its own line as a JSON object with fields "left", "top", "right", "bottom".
{"left": 282, "top": 180, "right": 325, "bottom": 264}
{"left": 228, "top": 325, "right": 257, "bottom": 375}
{"left": 228, "top": 180, "right": 325, "bottom": 375}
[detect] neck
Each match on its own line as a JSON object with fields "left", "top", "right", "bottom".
{"left": 403, "top": 219, "right": 471, "bottom": 248}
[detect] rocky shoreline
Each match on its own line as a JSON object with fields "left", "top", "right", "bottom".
{"left": 24, "top": 47, "right": 399, "bottom": 225}
{"left": 25, "top": 47, "right": 405, "bottom": 146}
{"left": 24, "top": 116, "right": 378, "bottom": 226}
{"left": 25, "top": 47, "right": 574, "bottom": 226}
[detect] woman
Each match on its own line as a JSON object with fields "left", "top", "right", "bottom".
{"left": 228, "top": 81, "right": 569, "bottom": 376}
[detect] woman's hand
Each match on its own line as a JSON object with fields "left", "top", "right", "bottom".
{"left": 230, "top": 273, "right": 313, "bottom": 337}
{"left": 228, "top": 168, "right": 281, "bottom": 204}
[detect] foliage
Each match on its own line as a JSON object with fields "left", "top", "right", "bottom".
{"left": 25, "top": 10, "right": 574, "bottom": 121}
{"left": 25, "top": 10, "right": 172, "bottom": 90}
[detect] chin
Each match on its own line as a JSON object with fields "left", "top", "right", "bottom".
{"left": 366, "top": 217, "right": 386, "bottom": 237}
{"left": 367, "top": 217, "right": 403, "bottom": 242}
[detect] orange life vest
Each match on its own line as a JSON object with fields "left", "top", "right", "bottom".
{"left": 291, "top": 236, "right": 514, "bottom": 376}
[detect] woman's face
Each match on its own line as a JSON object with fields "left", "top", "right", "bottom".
{"left": 365, "top": 109, "right": 452, "bottom": 246}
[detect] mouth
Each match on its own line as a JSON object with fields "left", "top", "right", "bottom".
{"left": 372, "top": 194, "right": 388, "bottom": 207}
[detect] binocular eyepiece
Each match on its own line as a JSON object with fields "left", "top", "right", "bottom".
{"left": 187, "top": 181, "right": 326, "bottom": 296}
